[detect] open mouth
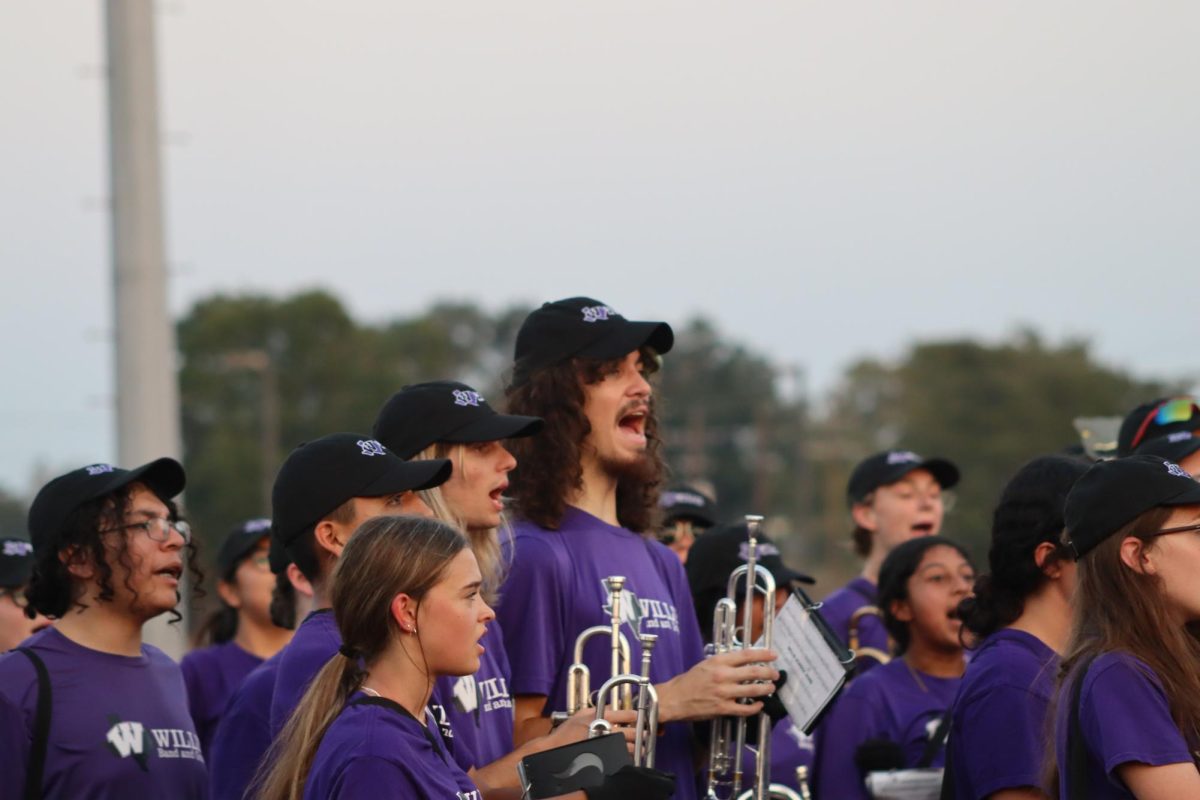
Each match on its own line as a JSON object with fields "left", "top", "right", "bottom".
{"left": 618, "top": 408, "right": 648, "bottom": 441}
{"left": 155, "top": 564, "right": 183, "bottom": 582}
{"left": 488, "top": 484, "right": 507, "bottom": 511}
{"left": 911, "top": 522, "right": 935, "bottom": 535}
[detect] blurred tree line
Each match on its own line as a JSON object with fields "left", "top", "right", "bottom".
{"left": 178, "top": 291, "right": 1171, "bottom": 589}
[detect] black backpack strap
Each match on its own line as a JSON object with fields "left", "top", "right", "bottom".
{"left": 16, "top": 647, "right": 51, "bottom": 800}
{"left": 1067, "top": 654, "right": 1098, "bottom": 800}
{"left": 917, "top": 709, "right": 952, "bottom": 769}
{"left": 937, "top": 713, "right": 956, "bottom": 799}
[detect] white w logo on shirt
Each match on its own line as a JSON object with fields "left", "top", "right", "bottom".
{"left": 106, "top": 721, "right": 145, "bottom": 758}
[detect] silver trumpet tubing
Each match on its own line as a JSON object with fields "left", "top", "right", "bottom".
{"left": 734, "top": 766, "right": 812, "bottom": 800}
{"left": 565, "top": 575, "right": 634, "bottom": 716}
{"left": 586, "top": 634, "right": 660, "bottom": 767}
{"left": 706, "top": 515, "right": 781, "bottom": 800}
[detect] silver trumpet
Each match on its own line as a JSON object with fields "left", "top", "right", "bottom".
{"left": 706, "top": 515, "right": 781, "bottom": 800}
{"left": 734, "top": 766, "right": 812, "bottom": 800}
{"left": 586, "top": 633, "right": 660, "bottom": 767}
{"left": 565, "top": 575, "right": 634, "bottom": 716}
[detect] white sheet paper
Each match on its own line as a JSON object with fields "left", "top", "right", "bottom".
{"left": 864, "top": 768, "right": 944, "bottom": 799}
{"left": 767, "top": 594, "right": 851, "bottom": 733}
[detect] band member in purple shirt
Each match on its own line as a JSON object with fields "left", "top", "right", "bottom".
{"left": 815, "top": 536, "right": 974, "bottom": 800}
{"left": 182, "top": 519, "right": 292, "bottom": 758}
{"left": 498, "top": 297, "right": 781, "bottom": 800}
{"left": 821, "top": 450, "right": 959, "bottom": 675}
{"left": 208, "top": 540, "right": 313, "bottom": 800}
{"left": 947, "top": 455, "right": 1087, "bottom": 800}
{"left": 685, "top": 521, "right": 816, "bottom": 795}
{"left": 0, "top": 536, "right": 50, "bottom": 651}
{"left": 0, "top": 459, "right": 207, "bottom": 799}
{"left": 265, "top": 434, "right": 450, "bottom": 739}
{"left": 1050, "top": 455, "right": 1200, "bottom": 799}
{"left": 378, "top": 380, "right": 624, "bottom": 786}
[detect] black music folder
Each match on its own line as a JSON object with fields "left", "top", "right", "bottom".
{"left": 518, "top": 731, "right": 631, "bottom": 798}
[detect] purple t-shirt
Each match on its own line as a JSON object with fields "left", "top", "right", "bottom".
{"left": 181, "top": 641, "right": 264, "bottom": 759}
{"left": 1054, "top": 651, "right": 1194, "bottom": 800}
{"left": 820, "top": 576, "right": 889, "bottom": 674}
{"left": 949, "top": 628, "right": 1056, "bottom": 799}
{"left": 814, "top": 656, "right": 960, "bottom": 800}
{"left": 738, "top": 718, "right": 815, "bottom": 794}
{"left": 496, "top": 507, "right": 706, "bottom": 800}
{"left": 207, "top": 651, "right": 282, "bottom": 800}
{"left": 269, "top": 609, "right": 340, "bottom": 737}
{"left": 430, "top": 620, "right": 514, "bottom": 770}
{"left": 304, "top": 692, "right": 481, "bottom": 800}
{"left": 0, "top": 627, "right": 207, "bottom": 800}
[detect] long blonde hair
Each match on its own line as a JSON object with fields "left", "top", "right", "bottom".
{"left": 254, "top": 516, "right": 467, "bottom": 800}
{"left": 414, "top": 441, "right": 511, "bottom": 605}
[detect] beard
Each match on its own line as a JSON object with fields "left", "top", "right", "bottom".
{"left": 598, "top": 449, "right": 658, "bottom": 488}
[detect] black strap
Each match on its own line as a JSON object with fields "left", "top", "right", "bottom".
{"left": 1066, "top": 654, "right": 1098, "bottom": 800}
{"left": 17, "top": 647, "right": 51, "bottom": 800}
{"left": 939, "top": 726, "right": 956, "bottom": 800}
{"left": 917, "top": 710, "right": 952, "bottom": 769}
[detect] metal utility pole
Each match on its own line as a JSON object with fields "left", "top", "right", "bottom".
{"left": 105, "top": 0, "right": 186, "bottom": 658}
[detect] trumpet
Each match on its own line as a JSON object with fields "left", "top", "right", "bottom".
{"left": 734, "top": 766, "right": 812, "bottom": 800}
{"left": 565, "top": 575, "right": 634, "bottom": 716}
{"left": 847, "top": 605, "right": 892, "bottom": 667}
{"left": 706, "top": 515, "right": 780, "bottom": 800}
{"left": 587, "top": 633, "right": 660, "bottom": 767}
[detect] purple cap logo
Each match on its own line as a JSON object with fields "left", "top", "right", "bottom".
{"left": 452, "top": 389, "right": 484, "bottom": 407}
{"left": 886, "top": 451, "right": 920, "bottom": 466}
{"left": 3, "top": 540, "right": 32, "bottom": 557}
{"left": 85, "top": 463, "right": 115, "bottom": 476}
{"left": 581, "top": 305, "right": 615, "bottom": 323}
{"left": 356, "top": 439, "right": 388, "bottom": 457}
{"left": 1165, "top": 461, "right": 1192, "bottom": 479}
{"left": 739, "top": 541, "right": 781, "bottom": 560}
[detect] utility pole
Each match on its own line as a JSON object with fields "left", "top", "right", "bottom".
{"left": 105, "top": 0, "right": 185, "bottom": 657}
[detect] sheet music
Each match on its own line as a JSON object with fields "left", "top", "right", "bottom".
{"left": 766, "top": 593, "right": 851, "bottom": 733}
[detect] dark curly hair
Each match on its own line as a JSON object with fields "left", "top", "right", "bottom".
{"left": 878, "top": 535, "right": 972, "bottom": 656}
{"left": 25, "top": 488, "right": 202, "bottom": 626}
{"left": 957, "top": 455, "right": 1087, "bottom": 641}
{"left": 505, "top": 350, "right": 666, "bottom": 533}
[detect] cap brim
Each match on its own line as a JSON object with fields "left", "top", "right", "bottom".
{"left": 1160, "top": 480, "right": 1200, "bottom": 508}
{"left": 576, "top": 320, "right": 675, "bottom": 360}
{"left": 664, "top": 507, "right": 716, "bottom": 527}
{"left": 880, "top": 458, "right": 959, "bottom": 491}
{"left": 770, "top": 563, "right": 815, "bottom": 586}
{"left": 1134, "top": 437, "right": 1200, "bottom": 464}
{"left": 444, "top": 413, "right": 544, "bottom": 444}
{"left": 219, "top": 532, "right": 269, "bottom": 574}
{"left": 360, "top": 458, "right": 452, "bottom": 496}
{"left": 104, "top": 457, "right": 187, "bottom": 503}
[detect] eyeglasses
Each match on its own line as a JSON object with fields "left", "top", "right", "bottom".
{"left": 1152, "top": 522, "right": 1200, "bottom": 538}
{"left": 1129, "top": 397, "right": 1200, "bottom": 451}
{"left": 0, "top": 586, "right": 28, "bottom": 609}
{"left": 248, "top": 553, "right": 271, "bottom": 572}
{"left": 100, "top": 517, "right": 192, "bottom": 545}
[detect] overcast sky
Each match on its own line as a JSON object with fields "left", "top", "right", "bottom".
{"left": 2, "top": 2, "right": 1198, "bottom": 499}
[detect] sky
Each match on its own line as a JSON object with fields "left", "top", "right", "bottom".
{"left": 2, "top": 2, "right": 1198, "bottom": 499}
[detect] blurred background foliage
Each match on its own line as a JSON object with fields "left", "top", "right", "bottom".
{"left": 169, "top": 289, "right": 1173, "bottom": 591}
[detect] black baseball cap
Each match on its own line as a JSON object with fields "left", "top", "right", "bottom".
{"left": 271, "top": 433, "right": 451, "bottom": 546}
{"left": 1064, "top": 454, "right": 1200, "bottom": 560}
{"left": 685, "top": 520, "right": 814, "bottom": 595}
{"left": 847, "top": 450, "right": 960, "bottom": 504}
{"left": 1117, "top": 397, "right": 1200, "bottom": 457}
{"left": 373, "top": 381, "right": 543, "bottom": 459}
{"left": 217, "top": 518, "right": 273, "bottom": 576}
{"left": 1133, "top": 430, "right": 1200, "bottom": 465}
{"left": 659, "top": 485, "right": 718, "bottom": 528}
{"left": 27, "top": 458, "right": 186, "bottom": 558}
{"left": 0, "top": 537, "right": 35, "bottom": 587}
{"left": 512, "top": 297, "right": 674, "bottom": 385}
